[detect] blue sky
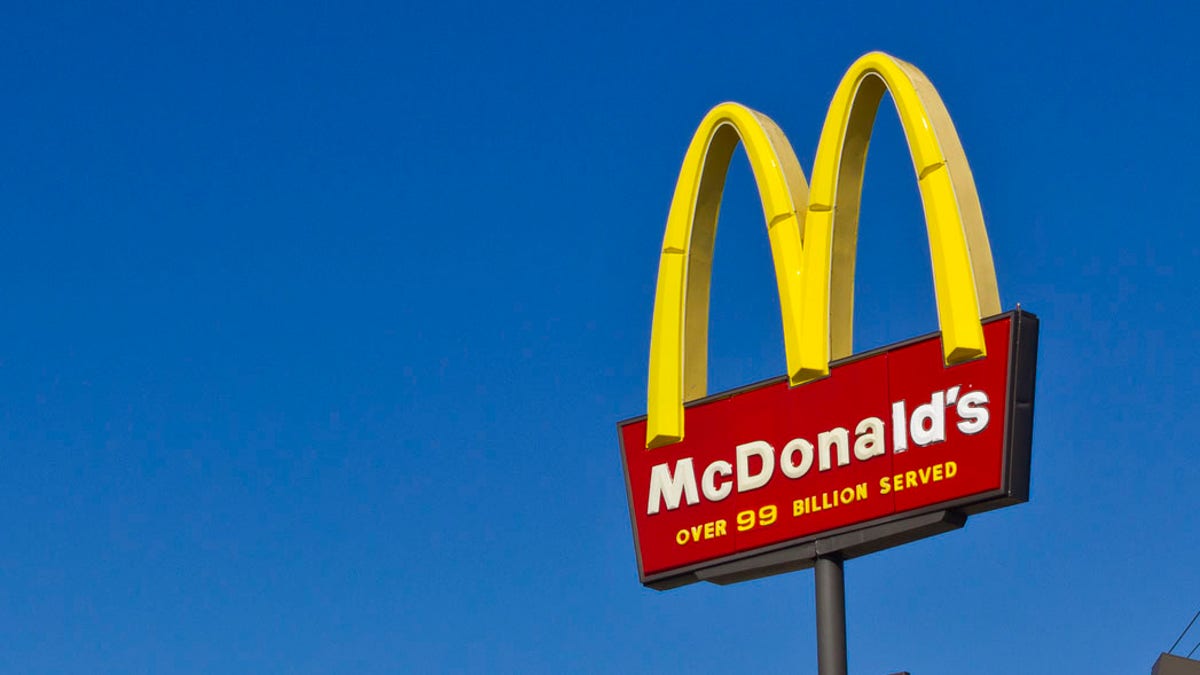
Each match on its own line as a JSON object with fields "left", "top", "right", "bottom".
{"left": 1, "top": 2, "right": 1197, "bottom": 673}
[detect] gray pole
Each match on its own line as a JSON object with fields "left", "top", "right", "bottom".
{"left": 815, "top": 555, "right": 847, "bottom": 675}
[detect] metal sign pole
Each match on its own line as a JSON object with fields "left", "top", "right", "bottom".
{"left": 815, "top": 555, "right": 848, "bottom": 675}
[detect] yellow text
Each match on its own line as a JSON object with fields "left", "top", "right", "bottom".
{"left": 675, "top": 518, "right": 728, "bottom": 545}
{"left": 879, "top": 461, "right": 957, "bottom": 495}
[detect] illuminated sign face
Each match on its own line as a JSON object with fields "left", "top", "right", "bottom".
{"left": 620, "top": 311, "right": 1036, "bottom": 587}
{"left": 619, "top": 52, "right": 1038, "bottom": 588}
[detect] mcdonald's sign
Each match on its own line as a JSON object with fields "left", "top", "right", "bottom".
{"left": 618, "top": 53, "right": 1038, "bottom": 589}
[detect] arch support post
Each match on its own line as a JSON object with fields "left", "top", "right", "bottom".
{"left": 815, "top": 555, "right": 848, "bottom": 675}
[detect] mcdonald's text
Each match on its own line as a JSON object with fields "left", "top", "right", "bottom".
{"left": 645, "top": 384, "right": 988, "bottom": 516}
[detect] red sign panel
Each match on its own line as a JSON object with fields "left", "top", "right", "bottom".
{"left": 619, "top": 311, "right": 1037, "bottom": 588}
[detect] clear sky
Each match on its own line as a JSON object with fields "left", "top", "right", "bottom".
{"left": 2, "top": 2, "right": 1197, "bottom": 673}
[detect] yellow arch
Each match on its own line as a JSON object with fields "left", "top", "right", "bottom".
{"left": 645, "top": 53, "right": 1001, "bottom": 449}
{"left": 645, "top": 103, "right": 809, "bottom": 449}
{"left": 796, "top": 52, "right": 1000, "bottom": 379}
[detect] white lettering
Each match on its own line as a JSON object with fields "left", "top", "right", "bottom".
{"left": 780, "top": 438, "right": 814, "bottom": 479}
{"left": 910, "top": 391, "right": 946, "bottom": 446}
{"left": 647, "top": 459, "right": 698, "bottom": 515}
{"left": 736, "top": 441, "right": 775, "bottom": 492}
{"left": 701, "top": 460, "right": 733, "bottom": 501}
{"left": 854, "top": 417, "right": 886, "bottom": 460}
{"left": 644, "top": 385, "right": 992, "bottom": 514}
{"left": 818, "top": 428, "right": 850, "bottom": 471}
{"left": 892, "top": 401, "right": 909, "bottom": 453}
{"left": 956, "top": 391, "right": 990, "bottom": 434}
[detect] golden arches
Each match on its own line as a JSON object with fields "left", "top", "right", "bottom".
{"left": 646, "top": 103, "right": 809, "bottom": 449}
{"left": 797, "top": 52, "right": 1000, "bottom": 379}
{"left": 645, "top": 52, "right": 1001, "bottom": 449}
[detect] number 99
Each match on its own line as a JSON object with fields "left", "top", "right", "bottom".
{"left": 736, "top": 505, "right": 778, "bottom": 532}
